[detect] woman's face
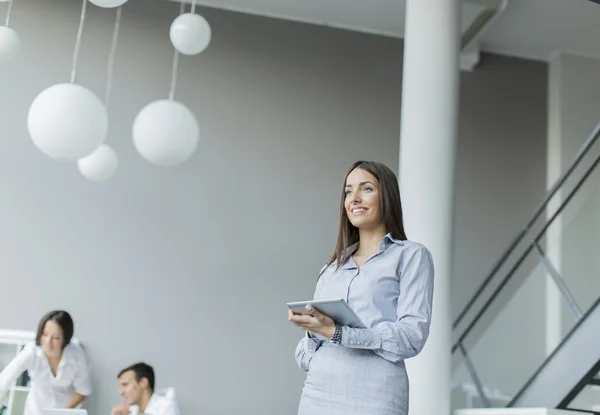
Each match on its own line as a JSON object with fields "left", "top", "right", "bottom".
{"left": 344, "top": 168, "right": 383, "bottom": 230}
{"left": 40, "top": 320, "right": 64, "bottom": 357}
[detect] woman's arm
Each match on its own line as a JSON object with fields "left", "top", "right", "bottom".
{"left": 65, "top": 393, "right": 87, "bottom": 408}
{"left": 291, "top": 265, "right": 327, "bottom": 371}
{"left": 339, "top": 246, "right": 435, "bottom": 363}
{"left": 0, "top": 344, "right": 34, "bottom": 400}
{"left": 294, "top": 332, "right": 323, "bottom": 372}
{"left": 68, "top": 343, "right": 92, "bottom": 407}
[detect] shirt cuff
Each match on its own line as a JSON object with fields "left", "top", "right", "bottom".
{"left": 341, "top": 326, "right": 381, "bottom": 349}
{"left": 304, "top": 332, "right": 321, "bottom": 349}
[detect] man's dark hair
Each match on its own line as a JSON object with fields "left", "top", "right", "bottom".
{"left": 118, "top": 362, "right": 155, "bottom": 392}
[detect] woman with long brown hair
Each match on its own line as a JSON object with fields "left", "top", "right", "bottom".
{"left": 288, "top": 160, "right": 434, "bottom": 415}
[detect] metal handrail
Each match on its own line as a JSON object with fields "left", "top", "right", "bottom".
{"left": 452, "top": 120, "right": 600, "bottom": 332}
{"left": 452, "top": 144, "right": 600, "bottom": 354}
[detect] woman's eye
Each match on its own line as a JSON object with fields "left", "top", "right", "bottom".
{"left": 363, "top": 187, "right": 373, "bottom": 192}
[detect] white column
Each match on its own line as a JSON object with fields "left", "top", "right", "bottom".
{"left": 398, "top": 0, "right": 460, "bottom": 414}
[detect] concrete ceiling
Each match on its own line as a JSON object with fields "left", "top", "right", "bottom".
{"left": 191, "top": 0, "right": 600, "bottom": 62}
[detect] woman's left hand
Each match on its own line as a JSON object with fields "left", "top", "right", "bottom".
{"left": 288, "top": 305, "right": 336, "bottom": 338}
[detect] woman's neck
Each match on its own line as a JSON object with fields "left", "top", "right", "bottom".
{"left": 46, "top": 352, "right": 63, "bottom": 363}
{"left": 356, "top": 226, "right": 387, "bottom": 256}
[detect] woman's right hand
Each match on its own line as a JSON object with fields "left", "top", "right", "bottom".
{"left": 288, "top": 308, "right": 336, "bottom": 339}
{"left": 288, "top": 310, "right": 314, "bottom": 337}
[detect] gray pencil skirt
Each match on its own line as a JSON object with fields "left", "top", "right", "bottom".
{"left": 298, "top": 343, "right": 409, "bottom": 415}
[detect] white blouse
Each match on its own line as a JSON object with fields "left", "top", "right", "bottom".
{"left": 0, "top": 341, "right": 91, "bottom": 415}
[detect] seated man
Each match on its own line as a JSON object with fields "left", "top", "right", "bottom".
{"left": 111, "top": 362, "right": 179, "bottom": 415}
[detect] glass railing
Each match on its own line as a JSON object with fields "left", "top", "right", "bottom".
{"left": 451, "top": 121, "right": 600, "bottom": 409}
{"left": 565, "top": 372, "right": 600, "bottom": 413}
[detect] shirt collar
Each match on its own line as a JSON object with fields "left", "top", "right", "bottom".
{"left": 340, "top": 233, "right": 403, "bottom": 269}
{"left": 35, "top": 342, "right": 75, "bottom": 367}
{"left": 381, "top": 233, "right": 404, "bottom": 249}
{"left": 145, "top": 393, "right": 157, "bottom": 413}
{"left": 144, "top": 390, "right": 172, "bottom": 415}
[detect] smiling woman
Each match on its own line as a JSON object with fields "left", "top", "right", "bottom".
{"left": 288, "top": 160, "right": 435, "bottom": 415}
{"left": 0, "top": 311, "right": 91, "bottom": 415}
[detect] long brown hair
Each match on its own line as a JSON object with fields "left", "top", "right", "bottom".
{"left": 323, "top": 161, "right": 407, "bottom": 274}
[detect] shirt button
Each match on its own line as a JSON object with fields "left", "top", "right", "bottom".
{"left": 350, "top": 340, "right": 355, "bottom": 345}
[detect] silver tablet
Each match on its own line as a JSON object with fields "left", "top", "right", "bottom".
{"left": 287, "top": 298, "right": 366, "bottom": 328}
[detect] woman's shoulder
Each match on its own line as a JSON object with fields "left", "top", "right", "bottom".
{"left": 64, "top": 340, "right": 89, "bottom": 364}
{"left": 318, "top": 261, "right": 340, "bottom": 278}
{"left": 17, "top": 343, "right": 44, "bottom": 366}
{"left": 20, "top": 342, "right": 38, "bottom": 357}
{"left": 315, "top": 261, "right": 338, "bottom": 286}
{"left": 391, "top": 239, "right": 433, "bottom": 263}
{"left": 400, "top": 239, "right": 430, "bottom": 252}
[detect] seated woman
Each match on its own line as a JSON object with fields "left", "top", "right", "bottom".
{"left": 0, "top": 310, "right": 91, "bottom": 415}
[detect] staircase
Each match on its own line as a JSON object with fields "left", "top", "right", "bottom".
{"left": 452, "top": 121, "right": 600, "bottom": 414}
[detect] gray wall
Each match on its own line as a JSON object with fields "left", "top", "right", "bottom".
{"left": 451, "top": 54, "right": 549, "bottom": 398}
{"left": 0, "top": 0, "right": 547, "bottom": 413}
{"left": 454, "top": 54, "right": 548, "bottom": 314}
